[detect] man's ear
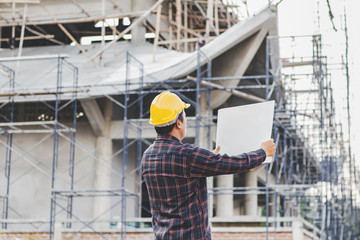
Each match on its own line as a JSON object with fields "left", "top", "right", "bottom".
{"left": 175, "top": 119, "right": 182, "bottom": 129}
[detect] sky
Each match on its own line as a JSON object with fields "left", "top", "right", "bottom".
{"left": 245, "top": 0, "right": 360, "bottom": 167}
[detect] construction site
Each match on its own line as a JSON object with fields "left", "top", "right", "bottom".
{"left": 0, "top": 0, "right": 359, "bottom": 239}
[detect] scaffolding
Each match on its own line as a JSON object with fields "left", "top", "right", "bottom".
{"left": 0, "top": 56, "right": 79, "bottom": 235}
{"left": 0, "top": 1, "right": 359, "bottom": 240}
{"left": 271, "top": 35, "right": 360, "bottom": 239}
{"left": 42, "top": 35, "right": 358, "bottom": 239}
{"left": 0, "top": 39, "right": 358, "bottom": 240}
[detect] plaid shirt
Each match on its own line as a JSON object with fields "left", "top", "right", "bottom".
{"left": 141, "top": 134, "right": 266, "bottom": 240}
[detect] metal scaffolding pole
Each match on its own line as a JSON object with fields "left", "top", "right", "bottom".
{"left": 49, "top": 56, "right": 63, "bottom": 240}
{"left": 121, "top": 52, "right": 131, "bottom": 240}
{"left": 66, "top": 60, "right": 79, "bottom": 229}
{"left": 49, "top": 56, "right": 78, "bottom": 239}
{"left": 135, "top": 57, "right": 144, "bottom": 221}
{"left": 0, "top": 62, "right": 14, "bottom": 230}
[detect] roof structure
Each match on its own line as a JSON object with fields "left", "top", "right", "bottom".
{"left": 0, "top": 6, "right": 276, "bottom": 103}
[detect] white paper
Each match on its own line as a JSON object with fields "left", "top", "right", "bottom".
{"left": 216, "top": 101, "right": 275, "bottom": 164}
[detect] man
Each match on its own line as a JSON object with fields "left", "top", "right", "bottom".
{"left": 141, "top": 91, "right": 276, "bottom": 239}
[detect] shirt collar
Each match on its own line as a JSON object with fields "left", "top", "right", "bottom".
{"left": 156, "top": 134, "right": 181, "bottom": 143}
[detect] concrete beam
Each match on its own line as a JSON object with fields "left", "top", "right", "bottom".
{"left": 256, "top": 164, "right": 277, "bottom": 186}
{"left": 210, "top": 27, "right": 268, "bottom": 108}
{"left": 109, "top": 118, "right": 216, "bottom": 140}
{"left": 80, "top": 99, "right": 104, "bottom": 137}
{"left": 0, "top": 0, "right": 39, "bottom": 3}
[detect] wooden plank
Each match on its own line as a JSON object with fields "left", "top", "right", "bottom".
{"left": 205, "top": 0, "right": 213, "bottom": 40}
{"left": 195, "top": 1, "right": 219, "bottom": 36}
{"left": 189, "top": 3, "right": 194, "bottom": 52}
{"left": 67, "top": 0, "right": 90, "bottom": 17}
{"left": 226, "top": 6, "right": 230, "bottom": 28}
{"left": 214, "top": 0, "right": 219, "bottom": 35}
{"left": 100, "top": 0, "right": 105, "bottom": 67}
{"left": 0, "top": 69, "right": 11, "bottom": 78}
{"left": 58, "top": 23, "right": 99, "bottom": 67}
{"left": 184, "top": 2, "right": 188, "bottom": 52}
{"left": 0, "top": 0, "right": 39, "bottom": 3}
{"left": 176, "top": 0, "right": 181, "bottom": 51}
{"left": 25, "top": 26, "right": 62, "bottom": 44}
{"left": 187, "top": 76, "right": 266, "bottom": 103}
{"left": 168, "top": 2, "right": 173, "bottom": 49}
{"left": 80, "top": 99, "right": 105, "bottom": 137}
{"left": 169, "top": 20, "right": 202, "bottom": 38}
{"left": 0, "top": 35, "right": 54, "bottom": 42}
{"left": 0, "top": 12, "right": 146, "bottom": 27}
{"left": 90, "top": 0, "right": 164, "bottom": 61}
{"left": 191, "top": 28, "right": 227, "bottom": 33}
{"left": 39, "top": 3, "right": 99, "bottom": 67}
{"left": 152, "top": 4, "right": 162, "bottom": 62}
{"left": 11, "top": 1, "right": 16, "bottom": 57}
{"left": 187, "top": 14, "right": 230, "bottom": 22}
{"left": 16, "top": 3, "right": 27, "bottom": 71}
{"left": 158, "top": 37, "right": 215, "bottom": 45}
{"left": 0, "top": 8, "right": 21, "bottom": 12}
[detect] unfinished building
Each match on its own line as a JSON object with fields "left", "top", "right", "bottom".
{"left": 0, "top": 0, "right": 359, "bottom": 239}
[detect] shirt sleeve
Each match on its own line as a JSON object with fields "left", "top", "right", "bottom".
{"left": 187, "top": 145, "right": 266, "bottom": 177}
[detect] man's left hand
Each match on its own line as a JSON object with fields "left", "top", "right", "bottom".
{"left": 212, "top": 146, "right": 220, "bottom": 154}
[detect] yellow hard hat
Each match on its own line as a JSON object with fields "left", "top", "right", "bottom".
{"left": 149, "top": 91, "right": 190, "bottom": 126}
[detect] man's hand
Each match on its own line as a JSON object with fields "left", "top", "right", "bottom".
{"left": 213, "top": 146, "right": 220, "bottom": 154}
{"left": 260, "top": 139, "right": 276, "bottom": 157}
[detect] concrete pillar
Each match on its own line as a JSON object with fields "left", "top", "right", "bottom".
{"left": 92, "top": 100, "right": 113, "bottom": 230}
{"left": 131, "top": 0, "right": 153, "bottom": 43}
{"left": 216, "top": 175, "right": 234, "bottom": 217}
{"left": 54, "top": 222, "right": 63, "bottom": 240}
{"left": 244, "top": 171, "right": 258, "bottom": 216}
{"left": 292, "top": 218, "right": 304, "bottom": 240}
{"left": 270, "top": 193, "right": 280, "bottom": 217}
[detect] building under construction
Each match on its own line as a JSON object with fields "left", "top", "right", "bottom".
{"left": 0, "top": 0, "right": 359, "bottom": 239}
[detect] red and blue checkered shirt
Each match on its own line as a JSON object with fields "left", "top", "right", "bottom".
{"left": 141, "top": 134, "right": 266, "bottom": 239}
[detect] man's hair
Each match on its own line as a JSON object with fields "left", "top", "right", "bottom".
{"left": 155, "top": 111, "right": 184, "bottom": 135}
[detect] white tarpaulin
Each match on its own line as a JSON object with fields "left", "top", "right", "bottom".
{"left": 216, "top": 101, "right": 275, "bottom": 163}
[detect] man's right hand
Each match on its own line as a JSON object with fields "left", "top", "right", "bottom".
{"left": 260, "top": 139, "right": 276, "bottom": 157}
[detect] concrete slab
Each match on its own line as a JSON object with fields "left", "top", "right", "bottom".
{"left": 0, "top": 7, "right": 277, "bottom": 104}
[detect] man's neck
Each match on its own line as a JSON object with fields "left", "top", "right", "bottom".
{"left": 169, "top": 130, "right": 183, "bottom": 141}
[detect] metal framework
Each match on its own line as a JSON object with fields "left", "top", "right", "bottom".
{"left": 52, "top": 35, "right": 360, "bottom": 239}
{"left": 0, "top": 1, "right": 359, "bottom": 240}
{"left": 0, "top": 56, "right": 78, "bottom": 234}
{"left": 0, "top": 61, "right": 14, "bottom": 230}
{"left": 0, "top": 35, "right": 359, "bottom": 239}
